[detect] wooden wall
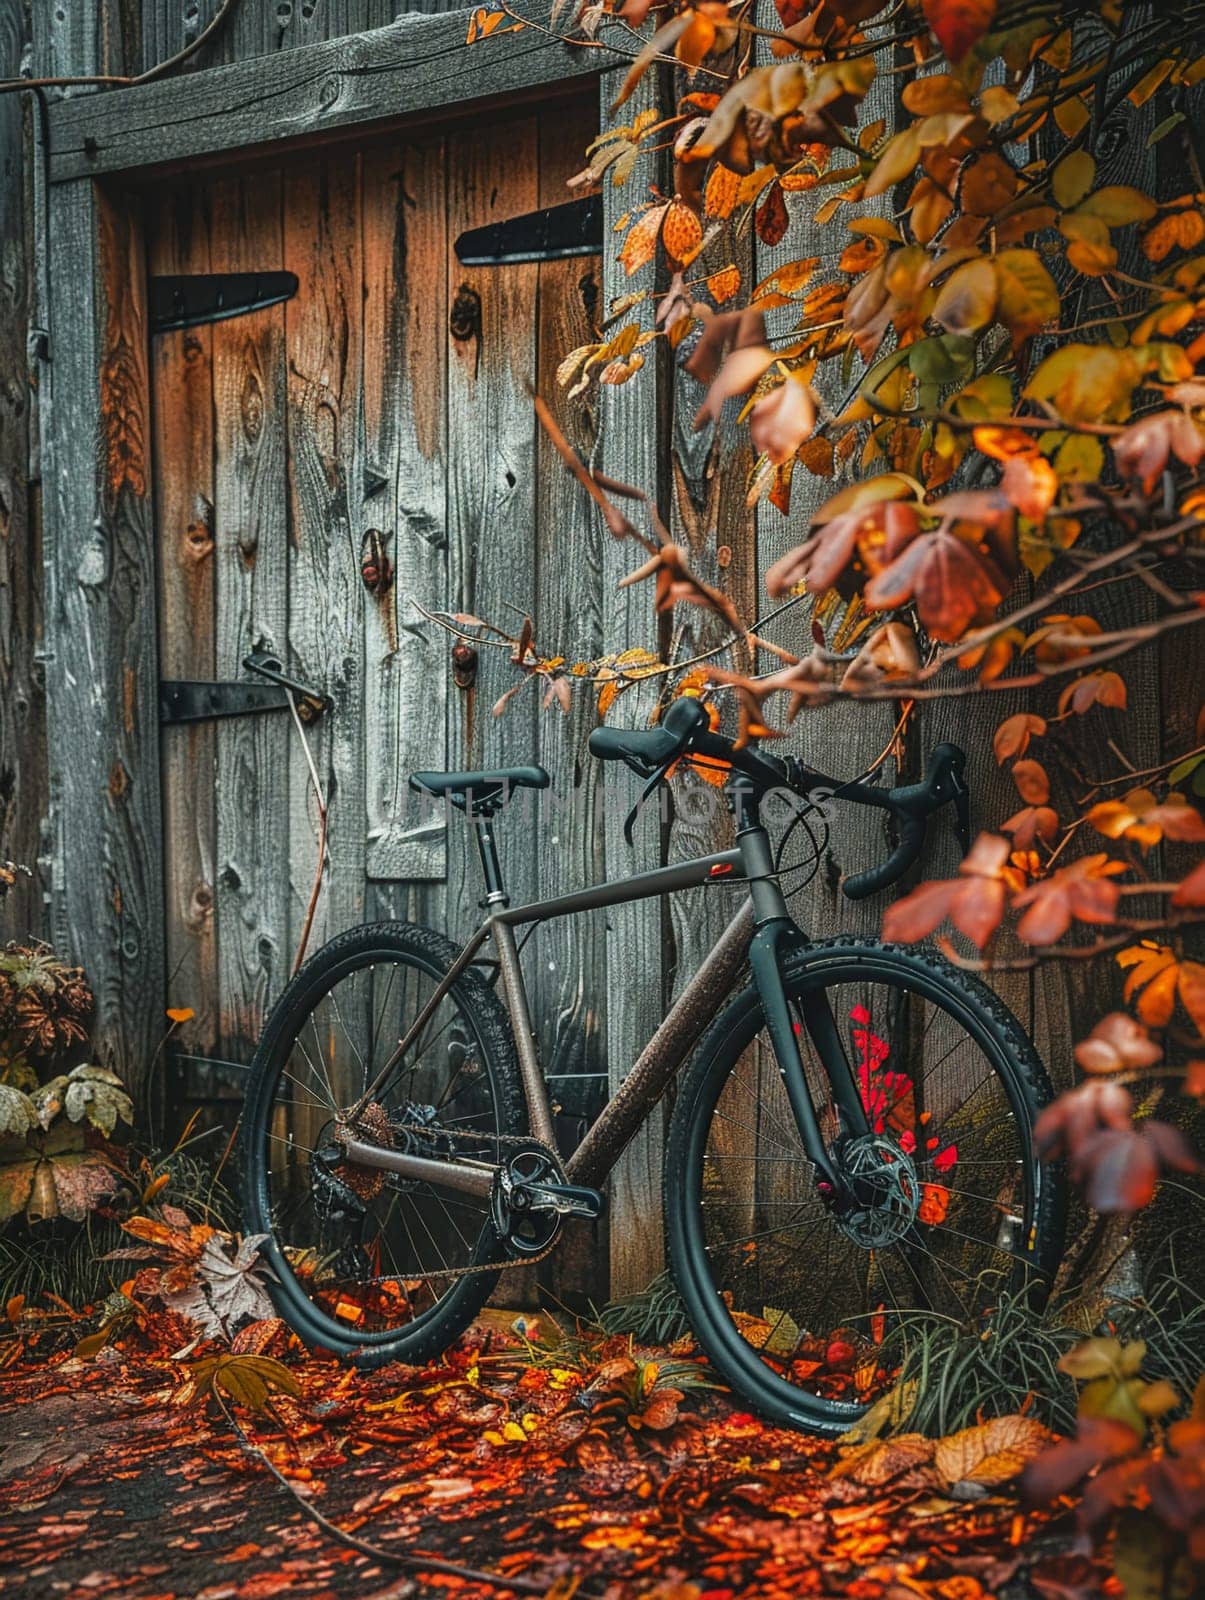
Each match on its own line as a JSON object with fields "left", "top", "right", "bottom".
{"left": 9, "top": 1, "right": 1195, "bottom": 1301}
{"left": 87, "top": 0, "right": 473, "bottom": 77}
{"left": 0, "top": 2, "right": 47, "bottom": 943}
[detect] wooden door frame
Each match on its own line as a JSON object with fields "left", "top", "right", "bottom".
{"left": 34, "top": 11, "right": 659, "bottom": 1150}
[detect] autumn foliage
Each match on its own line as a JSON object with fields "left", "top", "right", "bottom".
{"left": 458, "top": 4, "right": 1205, "bottom": 1221}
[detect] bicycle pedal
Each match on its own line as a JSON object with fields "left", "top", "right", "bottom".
{"left": 519, "top": 1180, "right": 606, "bottom": 1222}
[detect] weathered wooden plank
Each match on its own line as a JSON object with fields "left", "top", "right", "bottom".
{"left": 140, "top": 0, "right": 222, "bottom": 73}
{"left": 0, "top": 2, "right": 47, "bottom": 941}
{"left": 48, "top": 12, "right": 600, "bottom": 181}
{"left": 32, "top": 0, "right": 100, "bottom": 80}
{"left": 596, "top": 68, "right": 670, "bottom": 1296}
{"left": 664, "top": 84, "right": 757, "bottom": 996}
{"left": 752, "top": 3, "right": 898, "bottom": 946}
{"left": 443, "top": 112, "right": 541, "bottom": 938}
{"left": 207, "top": 169, "right": 293, "bottom": 1059}
{"left": 39, "top": 178, "right": 166, "bottom": 1098}
{"left": 283, "top": 153, "right": 367, "bottom": 966}
{"left": 361, "top": 134, "right": 449, "bottom": 883}
{"left": 150, "top": 185, "right": 219, "bottom": 1065}
{"left": 532, "top": 97, "right": 607, "bottom": 1300}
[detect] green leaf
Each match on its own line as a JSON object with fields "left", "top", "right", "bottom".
{"left": 74, "top": 1324, "right": 117, "bottom": 1362}
{"left": 0, "top": 1156, "right": 35, "bottom": 1222}
{"left": 1168, "top": 753, "right": 1205, "bottom": 786}
{"left": 1147, "top": 111, "right": 1186, "bottom": 147}
{"left": 1058, "top": 1336, "right": 1145, "bottom": 1380}
{"left": 909, "top": 333, "right": 977, "bottom": 385}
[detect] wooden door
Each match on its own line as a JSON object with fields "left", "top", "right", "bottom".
{"left": 149, "top": 97, "right": 605, "bottom": 1167}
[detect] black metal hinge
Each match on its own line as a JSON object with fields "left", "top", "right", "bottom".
{"left": 149, "top": 272, "right": 299, "bottom": 335}
{"left": 454, "top": 195, "right": 601, "bottom": 266}
{"left": 160, "top": 651, "right": 331, "bottom": 726}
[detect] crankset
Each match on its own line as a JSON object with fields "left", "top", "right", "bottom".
{"left": 490, "top": 1144, "right": 605, "bottom": 1256}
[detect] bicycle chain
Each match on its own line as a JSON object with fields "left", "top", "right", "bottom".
{"left": 337, "top": 1115, "right": 566, "bottom": 1283}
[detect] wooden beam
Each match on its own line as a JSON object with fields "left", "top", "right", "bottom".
{"left": 596, "top": 68, "right": 671, "bottom": 1298}
{"left": 0, "top": 2, "right": 47, "bottom": 942}
{"left": 46, "top": 10, "right": 602, "bottom": 182}
{"left": 39, "top": 176, "right": 166, "bottom": 1099}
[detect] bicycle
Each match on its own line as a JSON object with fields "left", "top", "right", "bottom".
{"left": 241, "top": 696, "right": 1066, "bottom": 1434}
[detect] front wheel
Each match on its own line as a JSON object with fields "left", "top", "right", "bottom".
{"left": 665, "top": 938, "right": 1066, "bottom": 1435}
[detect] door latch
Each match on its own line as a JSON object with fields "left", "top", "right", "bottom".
{"left": 159, "top": 650, "right": 331, "bottom": 726}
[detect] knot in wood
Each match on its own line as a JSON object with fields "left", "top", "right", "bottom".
{"left": 450, "top": 284, "right": 482, "bottom": 344}
{"left": 360, "top": 528, "right": 393, "bottom": 596}
{"left": 451, "top": 642, "right": 478, "bottom": 690}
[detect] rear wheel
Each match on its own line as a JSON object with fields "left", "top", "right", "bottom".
{"left": 241, "top": 922, "right": 524, "bottom": 1367}
{"left": 665, "top": 939, "right": 1065, "bottom": 1435}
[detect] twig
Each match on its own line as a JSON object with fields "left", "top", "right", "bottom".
{"left": 939, "top": 913, "right": 1205, "bottom": 971}
{"left": 213, "top": 1391, "right": 546, "bottom": 1596}
{"left": 288, "top": 690, "right": 328, "bottom": 975}
{"left": 529, "top": 385, "right": 657, "bottom": 552}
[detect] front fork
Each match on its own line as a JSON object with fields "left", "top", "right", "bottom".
{"left": 737, "top": 806, "right": 871, "bottom": 1212}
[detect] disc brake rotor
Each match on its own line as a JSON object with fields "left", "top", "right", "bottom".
{"left": 837, "top": 1134, "right": 920, "bottom": 1248}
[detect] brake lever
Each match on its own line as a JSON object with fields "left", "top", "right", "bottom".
{"left": 622, "top": 757, "right": 673, "bottom": 847}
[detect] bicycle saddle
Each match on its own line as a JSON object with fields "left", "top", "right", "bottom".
{"left": 409, "top": 764, "right": 550, "bottom": 815}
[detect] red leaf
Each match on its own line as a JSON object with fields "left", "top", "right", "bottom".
{"left": 922, "top": 0, "right": 998, "bottom": 62}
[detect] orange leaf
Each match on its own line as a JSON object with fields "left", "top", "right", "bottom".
{"left": 1179, "top": 960, "right": 1205, "bottom": 1035}
{"left": 1013, "top": 854, "right": 1126, "bottom": 945}
{"left": 620, "top": 204, "right": 668, "bottom": 277}
{"left": 707, "top": 265, "right": 741, "bottom": 304}
{"left": 1012, "top": 758, "right": 1050, "bottom": 805}
{"left": 994, "top": 713, "right": 1047, "bottom": 762}
{"left": 704, "top": 164, "right": 741, "bottom": 220}
{"left": 1075, "top": 1013, "right": 1163, "bottom": 1074}
{"left": 662, "top": 198, "right": 703, "bottom": 268}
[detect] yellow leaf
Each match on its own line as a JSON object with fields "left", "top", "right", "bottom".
{"left": 864, "top": 127, "right": 921, "bottom": 199}
{"left": 1054, "top": 433, "right": 1105, "bottom": 482}
{"left": 1053, "top": 94, "right": 1090, "bottom": 138}
{"left": 994, "top": 249, "right": 1059, "bottom": 343}
{"left": 979, "top": 86, "right": 1019, "bottom": 124}
{"left": 1077, "top": 186, "right": 1158, "bottom": 227}
{"left": 933, "top": 1415, "right": 1051, "bottom": 1489}
{"left": 1053, "top": 150, "right": 1096, "bottom": 209}
{"left": 1024, "top": 343, "right": 1141, "bottom": 424}
{"left": 934, "top": 256, "right": 998, "bottom": 335}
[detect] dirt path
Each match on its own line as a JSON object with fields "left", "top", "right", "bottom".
{"left": 0, "top": 1340, "right": 1098, "bottom": 1600}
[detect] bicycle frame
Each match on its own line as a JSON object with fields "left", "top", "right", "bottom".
{"left": 340, "top": 788, "right": 869, "bottom": 1210}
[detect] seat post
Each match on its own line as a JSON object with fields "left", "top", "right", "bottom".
{"left": 473, "top": 811, "right": 508, "bottom": 905}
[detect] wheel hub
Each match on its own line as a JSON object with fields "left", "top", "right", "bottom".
{"left": 834, "top": 1134, "right": 920, "bottom": 1248}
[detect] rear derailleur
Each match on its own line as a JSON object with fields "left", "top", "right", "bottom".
{"left": 489, "top": 1145, "right": 605, "bottom": 1257}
